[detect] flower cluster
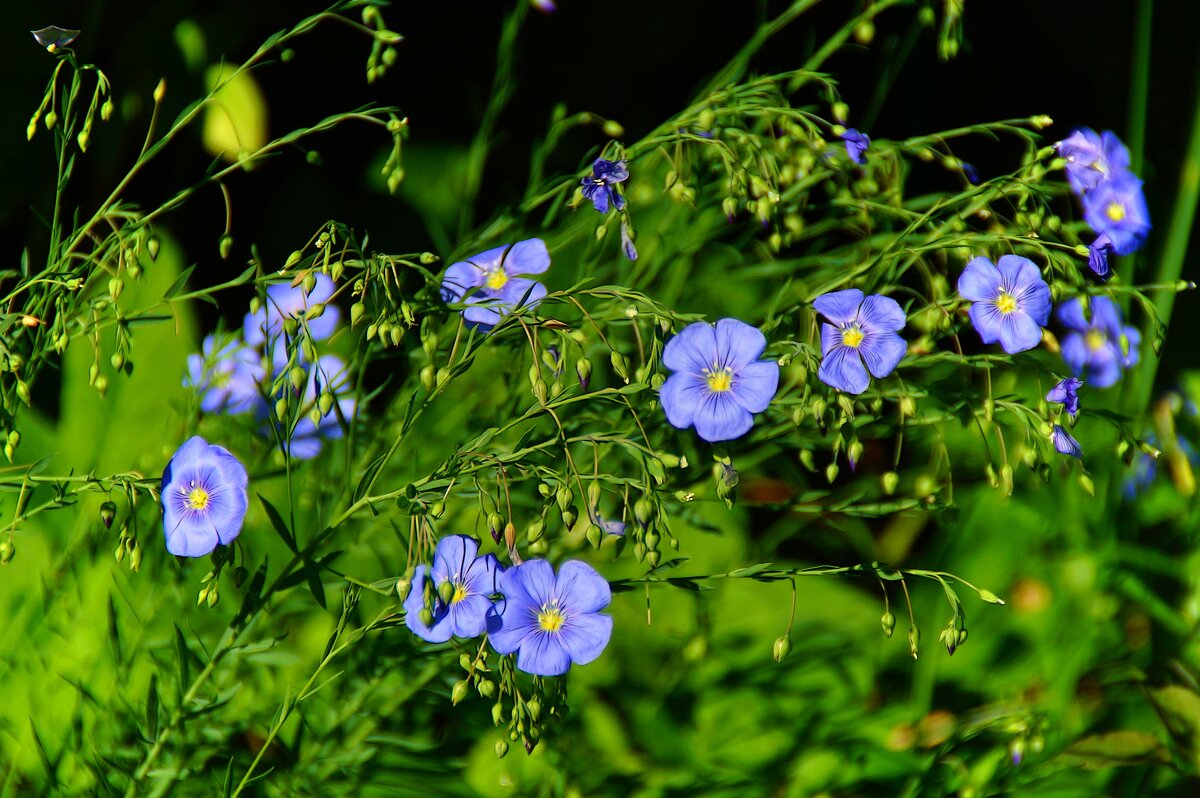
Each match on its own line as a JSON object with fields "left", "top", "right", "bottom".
{"left": 440, "top": 238, "right": 551, "bottom": 329}
{"left": 1056, "top": 128, "right": 1151, "bottom": 276}
{"left": 1058, "top": 297, "right": 1140, "bottom": 389}
{"left": 184, "top": 273, "right": 357, "bottom": 460}
{"left": 403, "top": 536, "right": 613, "bottom": 677}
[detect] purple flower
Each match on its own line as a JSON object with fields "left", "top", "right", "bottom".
{"left": 961, "top": 162, "right": 980, "bottom": 185}
{"left": 1056, "top": 128, "right": 1131, "bottom": 195}
{"left": 590, "top": 510, "right": 626, "bottom": 536}
{"left": 620, "top": 219, "right": 638, "bottom": 261}
{"left": 404, "top": 535, "right": 502, "bottom": 643}
{"left": 581, "top": 159, "right": 629, "bottom": 214}
{"left": 814, "top": 289, "right": 906, "bottom": 395}
{"left": 1046, "top": 377, "right": 1082, "bottom": 418}
{"left": 1082, "top": 173, "right": 1150, "bottom": 255}
{"left": 841, "top": 129, "right": 870, "bottom": 164}
{"left": 185, "top": 334, "right": 265, "bottom": 414}
{"left": 282, "top": 355, "right": 356, "bottom": 460}
{"left": 244, "top": 273, "right": 342, "bottom": 358}
{"left": 160, "top": 437, "right": 249, "bottom": 557}
{"left": 488, "top": 559, "right": 613, "bottom": 676}
{"left": 660, "top": 318, "right": 780, "bottom": 442}
{"left": 1051, "top": 424, "right": 1082, "bottom": 459}
{"left": 440, "top": 238, "right": 550, "bottom": 329}
{"left": 1058, "top": 296, "right": 1140, "bottom": 389}
{"left": 957, "top": 255, "right": 1052, "bottom": 354}
{"left": 1087, "top": 233, "right": 1115, "bottom": 280}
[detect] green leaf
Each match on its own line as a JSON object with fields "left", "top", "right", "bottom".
{"left": 304, "top": 559, "right": 327, "bottom": 609}
{"left": 258, "top": 493, "right": 297, "bottom": 553}
{"left": 145, "top": 673, "right": 159, "bottom": 739}
{"left": 617, "top": 382, "right": 648, "bottom": 395}
{"left": 1058, "top": 731, "right": 1170, "bottom": 768}
{"left": 162, "top": 263, "right": 198, "bottom": 299}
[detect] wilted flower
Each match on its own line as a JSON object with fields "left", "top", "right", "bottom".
{"left": 1046, "top": 377, "right": 1083, "bottom": 418}
{"left": 659, "top": 318, "right": 780, "bottom": 442}
{"left": 160, "top": 437, "right": 248, "bottom": 557}
{"left": 590, "top": 510, "right": 626, "bottom": 536}
{"left": 245, "top": 273, "right": 342, "bottom": 365}
{"left": 1058, "top": 297, "right": 1140, "bottom": 389}
{"left": 1082, "top": 173, "right": 1151, "bottom": 255}
{"left": 841, "top": 129, "right": 870, "bottom": 164}
{"left": 1051, "top": 424, "right": 1082, "bottom": 459}
{"left": 813, "top": 289, "right": 906, "bottom": 394}
{"left": 185, "top": 334, "right": 265, "bottom": 414}
{"left": 581, "top": 159, "right": 629, "bottom": 214}
{"left": 404, "top": 535, "right": 502, "bottom": 643}
{"left": 957, "top": 255, "right": 1052, "bottom": 355}
{"left": 440, "top": 238, "right": 550, "bottom": 328}
{"left": 1087, "top": 233, "right": 1115, "bottom": 280}
{"left": 488, "top": 559, "right": 613, "bottom": 676}
{"left": 1056, "top": 128, "right": 1131, "bottom": 195}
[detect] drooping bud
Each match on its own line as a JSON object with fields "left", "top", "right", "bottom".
{"left": 772, "top": 637, "right": 791, "bottom": 662}
{"left": 881, "top": 611, "right": 896, "bottom": 638}
{"left": 437, "top": 580, "right": 456, "bottom": 605}
{"left": 907, "top": 626, "right": 920, "bottom": 659}
{"left": 495, "top": 739, "right": 509, "bottom": 758}
{"left": 881, "top": 471, "right": 899, "bottom": 495}
{"left": 451, "top": 680, "right": 470, "bottom": 705}
{"left": 100, "top": 501, "right": 117, "bottom": 529}
{"left": 395, "top": 577, "right": 411, "bottom": 601}
{"left": 0, "top": 540, "right": 14, "bottom": 564}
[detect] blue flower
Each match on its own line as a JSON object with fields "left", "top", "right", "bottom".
{"left": 1046, "top": 377, "right": 1082, "bottom": 418}
{"left": 185, "top": 334, "right": 265, "bottom": 414}
{"left": 1051, "top": 424, "right": 1082, "bottom": 459}
{"left": 282, "top": 355, "right": 356, "bottom": 461}
{"left": 660, "top": 318, "right": 780, "bottom": 442}
{"left": 161, "top": 436, "right": 249, "bottom": 557}
{"left": 244, "top": 274, "right": 342, "bottom": 365}
{"left": 1058, "top": 296, "right": 1140, "bottom": 389}
{"left": 440, "top": 238, "right": 550, "bottom": 328}
{"left": 957, "top": 255, "right": 1052, "bottom": 354}
{"left": 1087, "top": 233, "right": 1115, "bottom": 280}
{"left": 1082, "top": 173, "right": 1151, "bottom": 255}
{"left": 961, "top": 162, "right": 981, "bottom": 185}
{"left": 620, "top": 219, "right": 638, "bottom": 262}
{"left": 488, "top": 559, "right": 613, "bottom": 676}
{"left": 404, "top": 535, "right": 503, "bottom": 643}
{"left": 1056, "top": 128, "right": 1131, "bottom": 195}
{"left": 581, "top": 159, "right": 629, "bottom": 214}
{"left": 813, "top": 289, "right": 906, "bottom": 395}
{"left": 841, "top": 129, "right": 870, "bottom": 164}
{"left": 590, "top": 510, "right": 626, "bottom": 536}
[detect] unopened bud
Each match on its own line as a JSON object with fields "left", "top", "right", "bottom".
{"left": 772, "top": 637, "right": 791, "bottom": 662}
{"left": 420, "top": 365, "right": 435, "bottom": 392}
{"left": 451, "top": 680, "right": 470, "bottom": 705}
{"left": 881, "top": 471, "right": 899, "bottom": 495}
{"left": 101, "top": 99, "right": 114, "bottom": 122}
{"left": 395, "top": 577, "right": 411, "bottom": 601}
{"left": 907, "top": 626, "right": 920, "bottom": 659}
{"left": 495, "top": 739, "right": 509, "bottom": 758}
{"left": 881, "top": 611, "right": 896, "bottom": 638}
{"left": 153, "top": 79, "right": 167, "bottom": 104}
{"left": 438, "top": 580, "right": 455, "bottom": 605}
{"left": 100, "top": 501, "right": 117, "bottom": 529}
{"left": 0, "top": 540, "right": 13, "bottom": 564}
{"left": 418, "top": 608, "right": 434, "bottom": 627}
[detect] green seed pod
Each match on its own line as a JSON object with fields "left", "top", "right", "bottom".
{"left": 420, "top": 365, "right": 435, "bottom": 392}
{"left": 825, "top": 463, "right": 839, "bottom": 483}
{"left": 492, "top": 703, "right": 504, "bottom": 726}
{"left": 881, "top": 611, "right": 896, "bottom": 638}
{"left": 219, "top": 234, "right": 233, "bottom": 260}
{"left": 495, "top": 739, "right": 509, "bottom": 758}
{"left": 350, "top": 302, "right": 366, "bottom": 326}
{"left": 395, "top": 577, "right": 411, "bottom": 601}
{"left": 451, "top": 680, "right": 471, "bottom": 705}
{"left": 438, "top": 580, "right": 456, "bottom": 605}
{"left": 585, "top": 523, "right": 602, "bottom": 549}
{"left": 0, "top": 540, "right": 14, "bottom": 564}
{"left": 772, "top": 637, "right": 791, "bottom": 662}
{"left": 318, "top": 391, "right": 335, "bottom": 417}
{"left": 647, "top": 550, "right": 661, "bottom": 568}
{"left": 418, "top": 608, "right": 434, "bottom": 627}
{"left": 881, "top": 471, "right": 899, "bottom": 495}
{"left": 526, "top": 518, "right": 545, "bottom": 543}
{"left": 907, "top": 626, "right": 920, "bottom": 659}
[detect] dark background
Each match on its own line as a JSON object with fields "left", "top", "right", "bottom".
{"left": 4, "top": 0, "right": 1197, "bottom": 379}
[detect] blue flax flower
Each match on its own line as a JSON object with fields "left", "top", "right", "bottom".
{"left": 404, "top": 535, "right": 502, "bottom": 643}
{"left": 440, "top": 238, "right": 550, "bottom": 328}
{"left": 1056, "top": 128, "right": 1131, "bottom": 195}
{"left": 161, "top": 436, "right": 249, "bottom": 557}
{"left": 814, "top": 289, "right": 906, "bottom": 395}
{"left": 245, "top": 273, "right": 342, "bottom": 359}
{"left": 660, "top": 318, "right": 780, "bottom": 442}
{"left": 1087, "top": 233, "right": 1114, "bottom": 280}
{"left": 581, "top": 159, "right": 629, "bottom": 213}
{"left": 841, "top": 129, "right": 870, "bottom": 164}
{"left": 1058, "top": 296, "right": 1140, "bottom": 389}
{"left": 1046, "top": 377, "right": 1082, "bottom": 418}
{"left": 283, "top": 355, "right": 356, "bottom": 460}
{"left": 957, "top": 255, "right": 1052, "bottom": 354}
{"left": 488, "top": 559, "right": 613, "bottom": 676}
{"left": 1052, "top": 424, "right": 1082, "bottom": 459}
{"left": 1082, "top": 173, "right": 1151, "bottom": 255}
{"left": 185, "top": 334, "right": 265, "bottom": 414}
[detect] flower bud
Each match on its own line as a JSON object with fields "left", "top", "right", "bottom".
{"left": 772, "top": 637, "right": 791, "bottom": 662}
{"left": 487, "top": 512, "right": 504, "bottom": 544}
{"left": 561, "top": 506, "right": 577, "bottom": 529}
{"left": 978, "top": 589, "right": 1005, "bottom": 605}
{"left": 44, "top": 110, "right": 58, "bottom": 130}
{"left": 495, "top": 739, "right": 509, "bottom": 758}
{"left": 881, "top": 471, "right": 899, "bottom": 495}
{"left": 602, "top": 119, "right": 624, "bottom": 138}
{"left": 526, "top": 518, "right": 545, "bottom": 543}
{"left": 492, "top": 703, "right": 505, "bottom": 726}
{"left": 825, "top": 463, "right": 839, "bottom": 483}
{"left": 585, "top": 523, "right": 603, "bottom": 549}
{"left": 438, "top": 580, "right": 456, "bottom": 605}
{"left": 100, "top": 501, "right": 117, "bottom": 529}
{"left": 881, "top": 611, "right": 896, "bottom": 638}
{"left": 647, "top": 550, "right": 661, "bottom": 568}
{"left": 418, "top": 608, "right": 434, "bottom": 627}
{"left": 907, "top": 626, "right": 920, "bottom": 659}
{"left": 576, "top": 358, "right": 592, "bottom": 389}
{"left": 451, "top": 680, "right": 470, "bottom": 705}
{"left": 0, "top": 540, "right": 14, "bottom": 564}
{"left": 153, "top": 79, "right": 167, "bottom": 104}
{"left": 395, "top": 577, "right": 411, "bottom": 601}
{"left": 420, "top": 365, "right": 435, "bottom": 392}
{"left": 633, "top": 498, "right": 653, "bottom": 526}
{"left": 318, "top": 391, "right": 335, "bottom": 417}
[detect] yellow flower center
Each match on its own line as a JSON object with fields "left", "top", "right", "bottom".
{"left": 485, "top": 268, "right": 509, "bottom": 291}
{"left": 538, "top": 605, "right": 565, "bottom": 633}
{"left": 704, "top": 366, "right": 733, "bottom": 393}
{"left": 1105, "top": 201, "right": 1126, "bottom": 222}
{"left": 186, "top": 486, "right": 210, "bottom": 511}
{"left": 1086, "top": 328, "right": 1107, "bottom": 351}
{"left": 842, "top": 325, "right": 864, "bottom": 348}
{"left": 450, "top": 583, "right": 470, "bottom": 604}
{"left": 995, "top": 292, "right": 1018, "bottom": 314}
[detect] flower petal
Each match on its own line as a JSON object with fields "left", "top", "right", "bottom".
{"left": 432, "top": 535, "right": 480, "bottom": 584}
{"left": 732, "top": 360, "right": 779, "bottom": 413}
{"left": 440, "top": 261, "right": 483, "bottom": 303}
{"left": 503, "top": 559, "right": 557, "bottom": 608}
{"left": 1056, "top": 298, "right": 1089, "bottom": 332}
{"left": 714, "top": 318, "right": 767, "bottom": 369}
{"left": 997, "top": 312, "right": 1044, "bottom": 354}
{"left": 968, "top": 301, "right": 1004, "bottom": 345}
{"left": 860, "top": 331, "right": 906, "bottom": 378}
{"left": 487, "top": 598, "right": 536, "bottom": 654}
{"left": 813, "top": 289, "right": 864, "bottom": 325}
{"left": 957, "top": 257, "right": 1000, "bottom": 302}
{"left": 503, "top": 238, "right": 551, "bottom": 276}
{"left": 164, "top": 515, "right": 220, "bottom": 557}
{"left": 858, "top": 294, "right": 906, "bottom": 334}
{"left": 516, "top": 631, "right": 572, "bottom": 676}
{"left": 1061, "top": 332, "right": 1089, "bottom": 376}
{"left": 662, "top": 322, "right": 717, "bottom": 373}
{"left": 692, "top": 392, "right": 755, "bottom": 442}
{"left": 555, "top": 560, "right": 611, "bottom": 614}
{"left": 448, "top": 594, "right": 494, "bottom": 638}
{"left": 818, "top": 345, "right": 870, "bottom": 394}
{"left": 494, "top": 277, "right": 547, "bottom": 311}
{"left": 561, "top": 612, "right": 613, "bottom": 666}
{"left": 660, "top": 373, "right": 706, "bottom": 430}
